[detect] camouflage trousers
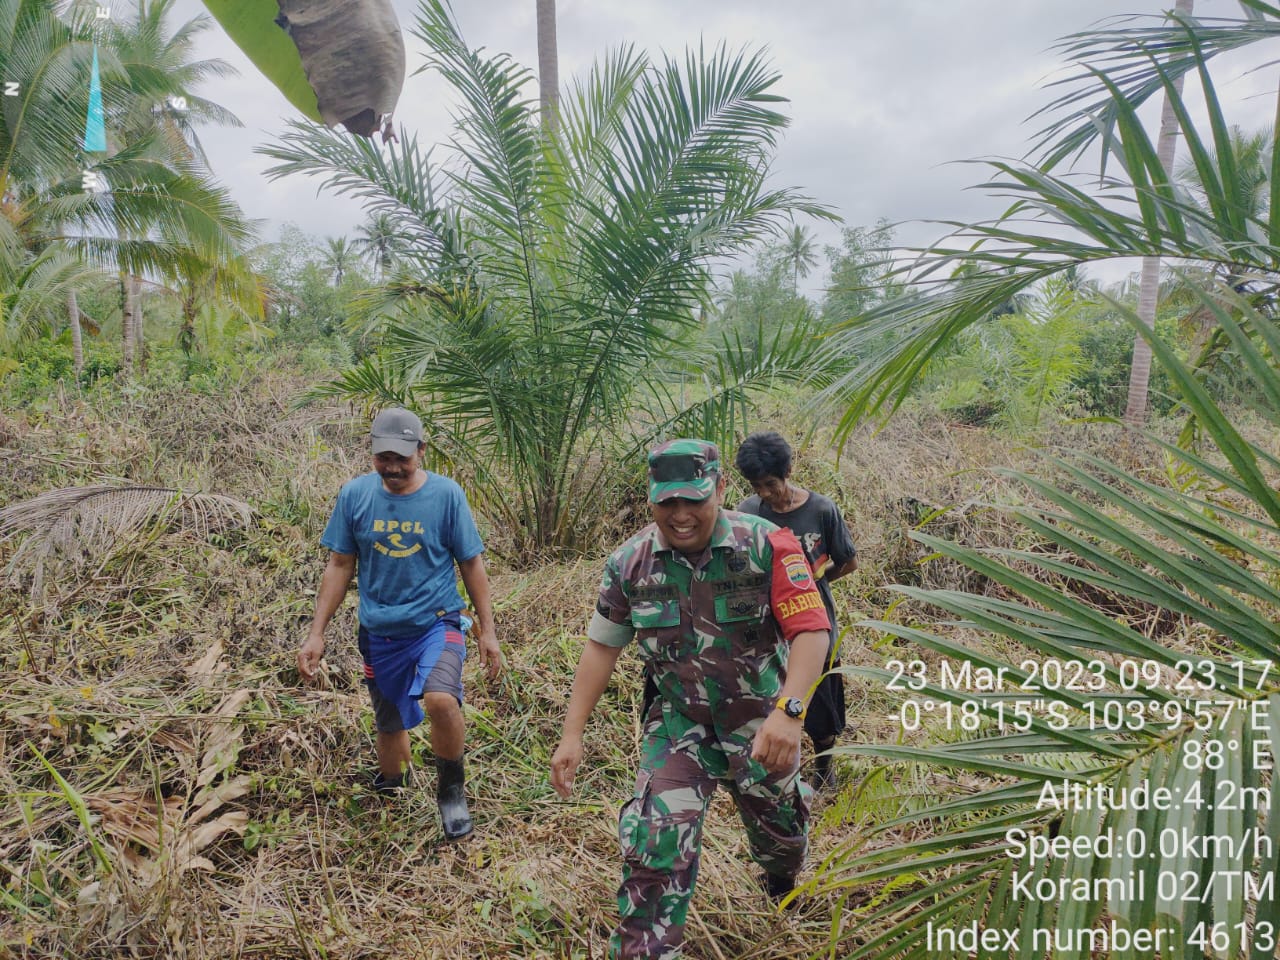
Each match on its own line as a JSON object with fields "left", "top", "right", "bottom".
{"left": 610, "top": 701, "right": 811, "bottom": 960}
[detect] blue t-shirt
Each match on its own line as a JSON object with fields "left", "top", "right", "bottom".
{"left": 321, "top": 472, "right": 485, "bottom": 637}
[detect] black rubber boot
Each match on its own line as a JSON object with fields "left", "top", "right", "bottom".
{"left": 812, "top": 737, "right": 837, "bottom": 792}
{"left": 435, "top": 755, "right": 473, "bottom": 841}
{"left": 763, "top": 871, "right": 796, "bottom": 905}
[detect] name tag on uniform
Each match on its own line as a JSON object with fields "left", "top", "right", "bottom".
{"left": 631, "top": 584, "right": 679, "bottom": 602}
{"left": 711, "top": 574, "right": 767, "bottom": 594}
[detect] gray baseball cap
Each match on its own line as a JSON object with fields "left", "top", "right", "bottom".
{"left": 370, "top": 408, "right": 423, "bottom": 457}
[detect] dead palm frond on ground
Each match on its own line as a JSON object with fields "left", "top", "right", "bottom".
{"left": 2, "top": 367, "right": 1038, "bottom": 957}
{"left": 0, "top": 484, "right": 254, "bottom": 596}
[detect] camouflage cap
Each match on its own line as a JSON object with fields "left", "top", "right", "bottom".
{"left": 648, "top": 439, "right": 721, "bottom": 503}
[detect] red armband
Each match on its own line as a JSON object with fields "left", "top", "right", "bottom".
{"left": 767, "top": 528, "right": 831, "bottom": 639}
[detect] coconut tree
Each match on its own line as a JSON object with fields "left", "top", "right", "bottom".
{"left": 823, "top": 5, "right": 1280, "bottom": 432}
{"left": 0, "top": 0, "right": 255, "bottom": 372}
{"left": 322, "top": 236, "right": 356, "bottom": 286}
{"left": 261, "top": 0, "right": 836, "bottom": 558}
{"left": 169, "top": 247, "right": 266, "bottom": 372}
{"left": 536, "top": 0, "right": 558, "bottom": 133}
{"left": 780, "top": 222, "right": 817, "bottom": 294}
{"left": 0, "top": 223, "right": 98, "bottom": 354}
{"left": 1176, "top": 124, "right": 1272, "bottom": 226}
{"left": 107, "top": 0, "right": 242, "bottom": 169}
{"left": 103, "top": 0, "right": 246, "bottom": 371}
{"left": 1124, "top": 0, "right": 1193, "bottom": 427}
{"left": 38, "top": 140, "right": 256, "bottom": 374}
{"left": 806, "top": 6, "right": 1280, "bottom": 955}
{"left": 353, "top": 212, "right": 401, "bottom": 277}
{"left": 0, "top": 0, "right": 125, "bottom": 362}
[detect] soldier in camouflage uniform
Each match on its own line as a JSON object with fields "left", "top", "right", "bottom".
{"left": 550, "top": 439, "right": 831, "bottom": 959}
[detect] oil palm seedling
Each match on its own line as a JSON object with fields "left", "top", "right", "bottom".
{"left": 261, "top": 0, "right": 838, "bottom": 558}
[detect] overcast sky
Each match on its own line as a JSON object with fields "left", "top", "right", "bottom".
{"left": 173, "top": 0, "right": 1270, "bottom": 292}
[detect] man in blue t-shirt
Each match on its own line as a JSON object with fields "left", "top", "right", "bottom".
{"left": 297, "top": 408, "right": 502, "bottom": 839}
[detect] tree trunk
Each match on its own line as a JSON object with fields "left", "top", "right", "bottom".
{"left": 536, "top": 0, "right": 558, "bottom": 135}
{"left": 132, "top": 276, "right": 145, "bottom": 371}
{"left": 1123, "top": 0, "right": 1193, "bottom": 427}
{"left": 121, "top": 273, "right": 136, "bottom": 376}
{"left": 180, "top": 293, "right": 197, "bottom": 377}
{"left": 68, "top": 289, "right": 84, "bottom": 377}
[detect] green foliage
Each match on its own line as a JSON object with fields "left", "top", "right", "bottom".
{"left": 780, "top": 223, "right": 819, "bottom": 294}
{"left": 822, "top": 5, "right": 1280, "bottom": 435}
{"left": 261, "top": 0, "right": 837, "bottom": 558}
{"left": 0, "top": 0, "right": 257, "bottom": 370}
{"left": 252, "top": 225, "right": 368, "bottom": 352}
{"left": 354, "top": 212, "right": 402, "bottom": 278}
{"left": 811, "top": 7, "right": 1280, "bottom": 956}
{"left": 712, "top": 242, "right": 814, "bottom": 352}
{"left": 1002, "top": 279, "right": 1087, "bottom": 430}
{"left": 919, "top": 275, "right": 1090, "bottom": 431}
{"left": 821, "top": 220, "right": 902, "bottom": 326}
{"left": 1073, "top": 308, "right": 1135, "bottom": 415}
{"left": 1072, "top": 298, "right": 1186, "bottom": 419}
{"left": 821, "top": 289, "right": 1280, "bottom": 959}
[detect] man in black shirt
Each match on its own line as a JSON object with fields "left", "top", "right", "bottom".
{"left": 735, "top": 431, "right": 857, "bottom": 791}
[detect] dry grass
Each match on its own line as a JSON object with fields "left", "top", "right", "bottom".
{"left": 1, "top": 372, "right": 1190, "bottom": 958}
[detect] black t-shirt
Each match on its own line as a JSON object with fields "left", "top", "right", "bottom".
{"left": 736, "top": 491, "right": 856, "bottom": 640}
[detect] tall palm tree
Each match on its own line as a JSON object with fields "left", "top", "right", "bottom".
{"left": 170, "top": 247, "right": 265, "bottom": 369}
{"left": 780, "top": 222, "right": 817, "bottom": 294}
{"left": 535, "top": 0, "right": 558, "bottom": 134}
{"left": 0, "top": 0, "right": 254, "bottom": 374}
{"left": 1124, "top": 0, "right": 1193, "bottom": 426}
{"left": 104, "top": 0, "right": 245, "bottom": 372}
{"left": 0, "top": 1, "right": 95, "bottom": 354}
{"left": 1176, "top": 124, "right": 1272, "bottom": 224}
{"left": 261, "top": 0, "right": 835, "bottom": 557}
{"left": 322, "top": 236, "right": 356, "bottom": 286}
{"left": 0, "top": 0, "right": 100, "bottom": 357}
{"left": 106, "top": 0, "right": 242, "bottom": 169}
{"left": 354, "top": 213, "right": 400, "bottom": 278}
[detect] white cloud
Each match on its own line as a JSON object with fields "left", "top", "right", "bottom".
{"left": 170, "top": 0, "right": 1266, "bottom": 289}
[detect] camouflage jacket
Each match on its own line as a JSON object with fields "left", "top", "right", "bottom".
{"left": 588, "top": 510, "right": 829, "bottom": 728}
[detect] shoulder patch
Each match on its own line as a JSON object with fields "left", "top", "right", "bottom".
{"left": 781, "top": 552, "right": 814, "bottom": 589}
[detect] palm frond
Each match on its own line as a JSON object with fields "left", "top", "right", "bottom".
{"left": 0, "top": 10, "right": 94, "bottom": 189}
{"left": 259, "top": 122, "right": 457, "bottom": 272}
{"left": 823, "top": 35, "right": 1280, "bottom": 433}
{"left": 815, "top": 295, "right": 1280, "bottom": 955}
{"left": 0, "top": 485, "right": 254, "bottom": 598}
{"left": 1033, "top": 5, "right": 1280, "bottom": 168}
{"left": 412, "top": 0, "right": 540, "bottom": 298}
